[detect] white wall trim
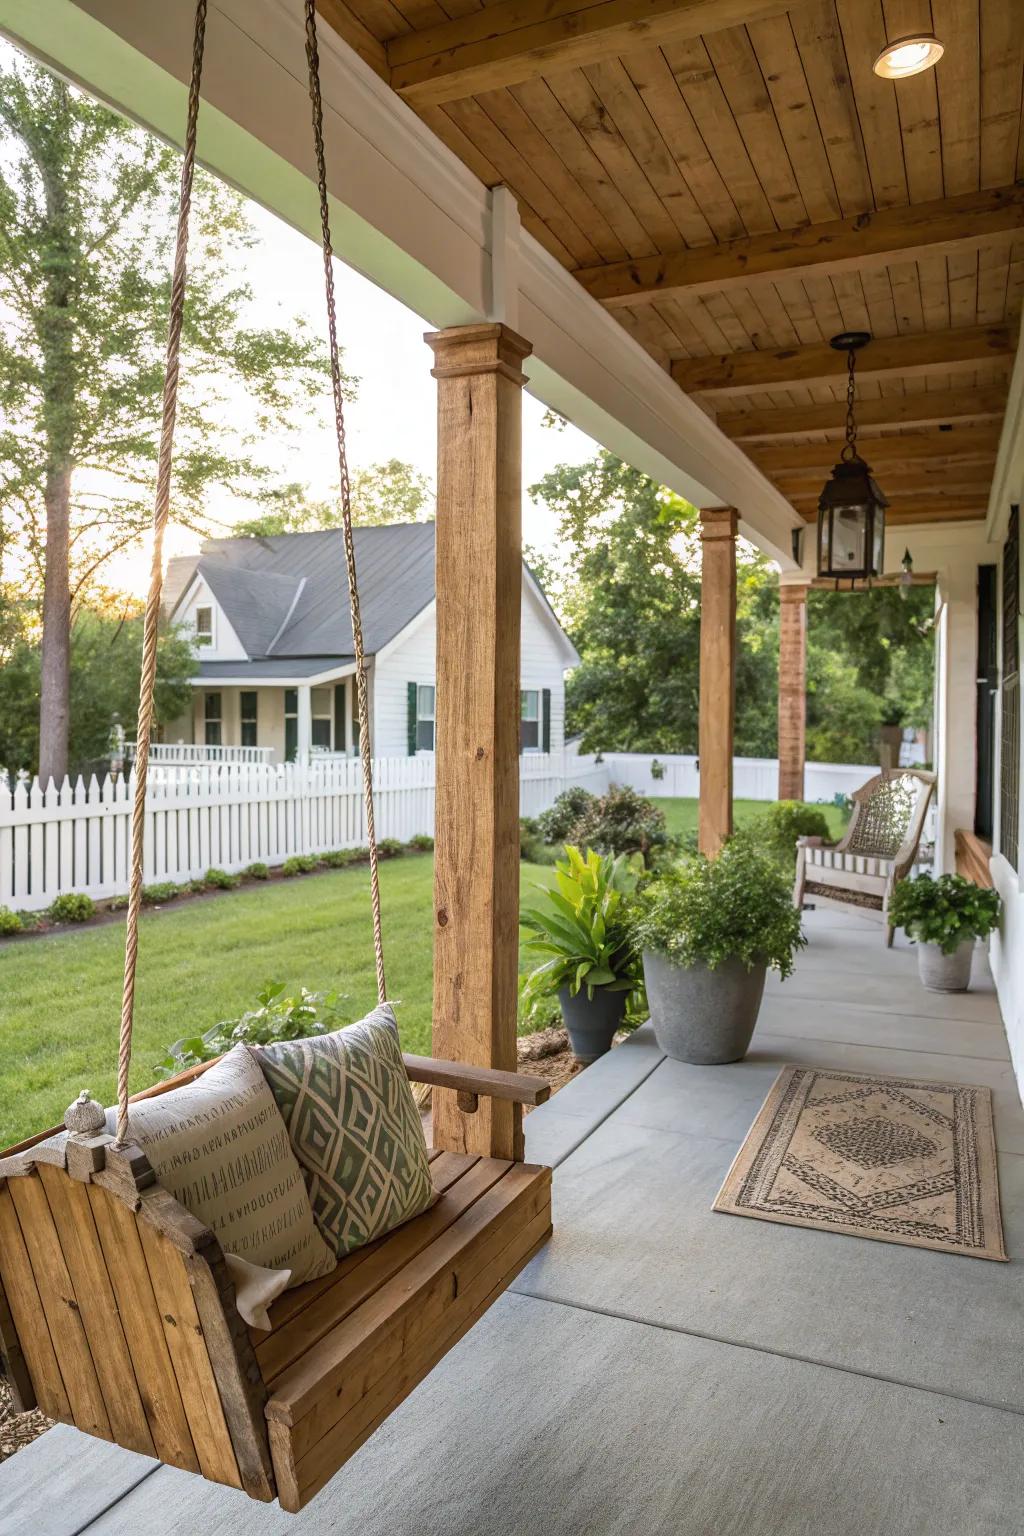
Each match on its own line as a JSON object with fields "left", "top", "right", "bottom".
{"left": 987, "top": 314, "right": 1024, "bottom": 543}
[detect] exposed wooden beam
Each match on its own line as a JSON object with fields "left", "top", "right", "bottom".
{"left": 316, "top": 0, "right": 388, "bottom": 78}
{"left": 575, "top": 187, "right": 1024, "bottom": 307}
{"left": 387, "top": 0, "right": 795, "bottom": 107}
{"left": 671, "top": 326, "right": 1014, "bottom": 396}
{"left": 793, "top": 499, "right": 986, "bottom": 525}
{"left": 717, "top": 388, "right": 1008, "bottom": 442}
{"left": 778, "top": 472, "right": 994, "bottom": 499}
{"left": 749, "top": 426, "right": 1000, "bottom": 474}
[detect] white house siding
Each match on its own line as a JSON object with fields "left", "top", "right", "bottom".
{"left": 990, "top": 529, "right": 1024, "bottom": 1102}
{"left": 371, "top": 582, "right": 571, "bottom": 757}
{"left": 175, "top": 575, "right": 247, "bottom": 661}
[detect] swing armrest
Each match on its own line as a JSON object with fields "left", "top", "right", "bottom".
{"left": 402, "top": 1054, "right": 551, "bottom": 1107}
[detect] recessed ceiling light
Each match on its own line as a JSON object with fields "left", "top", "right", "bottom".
{"left": 873, "top": 33, "right": 944, "bottom": 80}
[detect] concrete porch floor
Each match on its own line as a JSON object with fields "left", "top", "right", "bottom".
{"left": 2, "top": 908, "right": 1022, "bottom": 1535}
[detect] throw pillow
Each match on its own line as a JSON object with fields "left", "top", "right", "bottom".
{"left": 127, "top": 1044, "right": 336, "bottom": 1300}
{"left": 254, "top": 1003, "right": 436, "bottom": 1257}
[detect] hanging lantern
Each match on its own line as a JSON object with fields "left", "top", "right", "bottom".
{"left": 899, "top": 546, "right": 914, "bottom": 600}
{"left": 817, "top": 333, "right": 888, "bottom": 585}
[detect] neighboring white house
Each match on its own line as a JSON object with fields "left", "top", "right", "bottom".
{"left": 162, "top": 525, "right": 578, "bottom": 763}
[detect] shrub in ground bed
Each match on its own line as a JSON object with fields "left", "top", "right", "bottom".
{"left": 537, "top": 787, "right": 597, "bottom": 846}
{"left": 740, "top": 801, "right": 831, "bottom": 866}
{"left": 243, "top": 861, "right": 269, "bottom": 880}
{"left": 519, "top": 817, "right": 559, "bottom": 865}
{"left": 567, "top": 785, "right": 672, "bottom": 862}
{"left": 205, "top": 867, "right": 240, "bottom": 890}
{"left": 48, "top": 891, "right": 96, "bottom": 924}
{"left": 154, "top": 981, "right": 354, "bottom": 1080}
{"left": 281, "top": 855, "right": 318, "bottom": 877}
{"left": 407, "top": 833, "right": 434, "bottom": 852}
{"left": 142, "top": 882, "right": 180, "bottom": 906}
{"left": 377, "top": 838, "right": 404, "bottom": 859}
{"left": 0, "top": 906, "right": 23, "bottom": 936}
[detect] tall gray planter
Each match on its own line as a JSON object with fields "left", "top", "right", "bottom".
{"left": 643, "top": 951, "right": 767, "bottom": 1065}
{"left": 558, "top": 986, "right": 626, "bottom": 1064}
{"left": 918, "top": 937, "right": 974, "bottom": 992}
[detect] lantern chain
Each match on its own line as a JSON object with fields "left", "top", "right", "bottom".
{"left": 842, "top": 346, "right": 858, "bottom": 462}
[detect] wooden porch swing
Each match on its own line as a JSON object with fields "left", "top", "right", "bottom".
{"left": 0, "top": 0, "right": 551, "bottom": 1512}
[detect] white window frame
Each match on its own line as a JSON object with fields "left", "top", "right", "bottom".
{"left": 311, "top": 686, "right": 334, "bottom": 752}
{"left": 416, "top": 684, "right": 435, "bottom": 753}
{"left": 194, "top": 604, "right": 214, "bottom": 647}
{"left": 203, "top": 691, "right": 222, "bottom": 747}
{"left": 520, "top": 688, "right": 541, "bottom": 752}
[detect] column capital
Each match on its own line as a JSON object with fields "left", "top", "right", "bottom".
{"left": 425, "top": 322, "right": 532, "bottom": 385}
{"left": 779, "top": 582, "right": 810, "bottom": 605}
{"left": 699, "top": 506, "right": 738, "bottom": 541}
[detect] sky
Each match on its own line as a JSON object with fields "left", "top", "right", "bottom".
{"left": 104, "top": 197, "right": 601, "bottom": 594}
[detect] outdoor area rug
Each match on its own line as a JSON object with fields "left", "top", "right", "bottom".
{"left": 713, "top": 1065, "right": 1007, "bottom": 1261}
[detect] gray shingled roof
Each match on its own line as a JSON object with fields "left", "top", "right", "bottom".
{"left": 168, "top": 524, "right": 437, "bottom": 660}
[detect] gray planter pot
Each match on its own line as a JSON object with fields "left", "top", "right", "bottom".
{"left": 917, "top": 936, "right": 974, "bottom": 992}
{"left": 643, "top": 951, "right": 767, "bottom": 1065}
{"left": 558, "top": 985, "right": 626, "bottom": 1065}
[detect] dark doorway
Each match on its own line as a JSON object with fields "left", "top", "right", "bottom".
{"left": 976, "top": 565, "right": 998, "bottom": 841}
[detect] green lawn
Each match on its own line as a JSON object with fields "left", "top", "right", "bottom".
{"left": 657, "top": 796, "right": 849, "bottom": 841}
{"left": 0, "top": 854, "right": 555, "bottom": 1148}
{"left": 0, "top": 794, "right": 845, "bottom": 1146}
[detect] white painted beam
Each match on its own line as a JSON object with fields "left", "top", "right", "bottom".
{"left": 0, "top": 0, "right": 802, "bottom": 566}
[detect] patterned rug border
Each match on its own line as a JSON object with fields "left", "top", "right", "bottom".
{"left": 713, "top": 1064, "right": 1008, "bottom": 1263}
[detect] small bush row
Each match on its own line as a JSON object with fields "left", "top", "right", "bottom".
{"left": 0, "top": 835, "right": 438, "bottom": 939}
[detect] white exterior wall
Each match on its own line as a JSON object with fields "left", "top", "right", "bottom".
{"left": 175, "top": 577, "right": 246, "bottom": 661}
{"left": 372, "top": 584, "right": 572, "bottom": 758}
{"left": 990, "top": 533, "right": 1024, "bottom": 1099}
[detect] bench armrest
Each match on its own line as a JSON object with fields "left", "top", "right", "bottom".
{"left": 403, "top": 1054, "right": 551, "bottom": 1107}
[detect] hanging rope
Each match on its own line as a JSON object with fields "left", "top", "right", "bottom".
{"left": 114, "top": 0, "right": 208, "bottom": 1147}
{"left": 304, "top": 0, "right": 387, "bottom": 1008}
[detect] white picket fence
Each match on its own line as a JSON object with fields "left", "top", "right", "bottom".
{"left": 600, "top": 753, "right": 870, "bottom": 804}
{"left": 0, "top": 752, "right": 609, "bottom": 911}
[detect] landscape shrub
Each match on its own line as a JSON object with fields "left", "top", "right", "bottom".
{"left": 377, "top": 838, "right": 404, "bottom": 859}
{"left": 568, "top": 784, "right": 671, "bottom": 861}
{"left": 0, "top": 906, "right": 23, "bottom": 936}
{"left": 243, "top": 861, "right": 269, "bottom": 880}
{"left": 48, "top": 891, "right": 95, "bottom": 924}
{"left": 537, "top": 787, "right": 596, "bottom": 845}
{"left": 205, "top": 867, "right": 240, "bottom": 890}
{"left": 519, "top": 817, "right": 558, "bottom": 865}
{"left": 281, "top": 854, "right": 317, "bottom": 877}
{"left": 142, "top": 882, "right": 180, "bottom": 906}
{"left": 740, "top": 801, "right": 831, "bottom": 866}
{"left": 407, "top": 833, "right": 434, "bottom": 852}
{"left": 154, "top": 982, "right": 353, "bottom": 1079}
{"left": 321, "top": 849, "right": 355, "bottom": 869}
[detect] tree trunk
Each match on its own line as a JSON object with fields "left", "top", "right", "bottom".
{"left": 38, "top": 462, "right": 73, "bottom": 785}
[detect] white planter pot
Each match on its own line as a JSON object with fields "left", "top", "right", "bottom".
{"left": 917, "top": 937, "right": 974, "bottom": 993}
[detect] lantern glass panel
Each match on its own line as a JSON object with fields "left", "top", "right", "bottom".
{"left": 871, "top": 510, "right": 885, "bottom": 578}
{"left": 831, "top": 507, "right": 868, "bottom": 573}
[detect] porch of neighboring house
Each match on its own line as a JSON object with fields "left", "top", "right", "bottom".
{"left": 172, "top": 674, "right": 360, "bottom": 766}
{"left": 4, "top": 905, "right": 1021, "bottom": 1534}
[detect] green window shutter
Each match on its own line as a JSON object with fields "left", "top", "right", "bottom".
{"left": 407, "top": 682, "right": 418, "bottom": 755}
{"left": 542, "top": 688, "right": 552, "bottom": 754}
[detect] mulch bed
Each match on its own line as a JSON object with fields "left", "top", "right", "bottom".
{"left": 0, "top": 1380, "right": 50, "bottom": 1464}
{"left": 0, "top": 1025, "right": 614, "bottom": 1463}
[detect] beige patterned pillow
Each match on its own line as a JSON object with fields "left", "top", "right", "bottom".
{"left": 255, "top": 1004, "right": 436, "bottom": 1257}
{"left": 128, "top": 1044, "right": 336, "bottom": 1291}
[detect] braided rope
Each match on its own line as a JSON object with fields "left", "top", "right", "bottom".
{"left": 114, "top": 0, "right": 207, "bottom": 1147}
{"left": 305, "top": 0, "right": 387, "bottom": 1008}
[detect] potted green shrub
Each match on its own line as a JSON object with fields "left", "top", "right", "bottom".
{"left": 629, "top": 841, "right": 805, "bottom": 1064}
{"left": 888, "top": 873, "right": 1001, "bottom": 992}
{"left": 520, "top": 845, "right": 644, "bottom": 1063}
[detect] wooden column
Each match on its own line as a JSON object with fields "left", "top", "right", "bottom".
{"left": 778, "top": 584, "right": 808, "bottom": 802}
{"left": 426, "top": 322, "right": 531, "bottom": 1159}
{"left": 698, "top": 507, "right": 738, "bottom": 857}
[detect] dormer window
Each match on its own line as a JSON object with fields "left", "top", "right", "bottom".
{"left": 195, "top": 605, "right": 213, "bottom": 646}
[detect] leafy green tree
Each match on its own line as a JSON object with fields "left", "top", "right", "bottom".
{"left": 233, "top": 460, "right": 433, "bottom": 538}
{"left": 529, "top": 451, "right": 779, "bottom": 755}
{"left": 0, "top": 54, "right": 336, "bottom": 782}
{"left": 0, "top": 606, "right": 195, "bottom": 779}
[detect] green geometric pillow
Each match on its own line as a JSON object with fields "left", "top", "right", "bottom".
{"left": 252, "top": 1004, "right": 435, "bottom": 1257}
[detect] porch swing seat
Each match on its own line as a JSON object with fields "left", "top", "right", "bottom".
{"left": 0, "top": 1057, "right": 552, "bottom": 1513}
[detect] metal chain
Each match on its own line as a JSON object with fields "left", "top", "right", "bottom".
{"left": 114, "top": 0, "right": 208, "bottom": 1147}
{"left": 842, "top": 346, "right": 858, "bottom": 462}
{"left": 304, "top": 0, "right": 387, "bottom": 1008}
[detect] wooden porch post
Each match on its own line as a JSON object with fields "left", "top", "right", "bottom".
{"left": 426, "top": 322, "right": 532, "bottom": 1159}
{"left": 698, "top": 507, "right": 738, "bottom": 857}
{"left": 778, "top": 583, "right": 808, "bottom": 802}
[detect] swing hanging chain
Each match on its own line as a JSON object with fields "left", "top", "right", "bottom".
{"left": 304, "top": 0, "right": 387, "bottom": 1008}
{"left": 114, "top": 0, "right": 208, "bottom": 1148}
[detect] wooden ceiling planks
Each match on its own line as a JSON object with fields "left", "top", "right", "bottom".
{"left": 319, "top": 0, "right": 1024, "bottom": 525}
